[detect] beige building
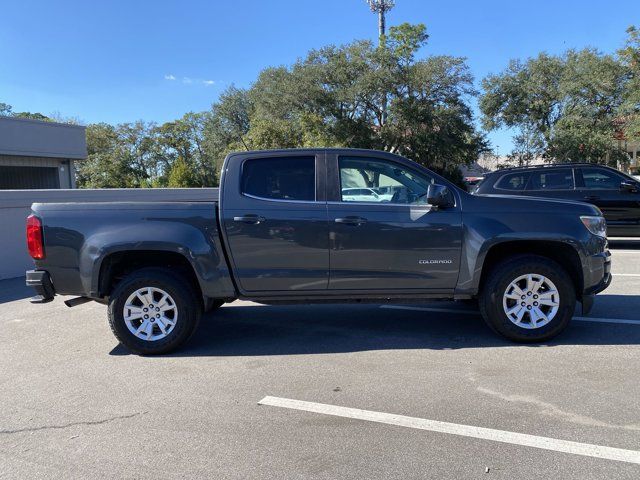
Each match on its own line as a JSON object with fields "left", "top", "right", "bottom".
{"left": 618, "top": 139, "right": 639, "bottom": 173}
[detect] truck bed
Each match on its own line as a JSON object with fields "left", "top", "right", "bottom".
{"left": 30, "top": 198, "right": 230, "bottom": 299}
{"left": 25, "top": 187, "right": 220, "bottom": 205}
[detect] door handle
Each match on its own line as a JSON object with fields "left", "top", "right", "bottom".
{"left": 233, "top": 215, "right": 265, "bottom": 224}
{"left": 584, "top": 196, "right": 600, "bottom": 201}
{"left": 334, "top": 216, "right": 367, "bottom": 226}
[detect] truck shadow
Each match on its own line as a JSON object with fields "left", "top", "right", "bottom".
{"left": 587, "top": 293, "right": 640, "bottom": 319}
{"left": 109, "top": 296, "right": 640, "bottom": 357}
{"left": 609, "top": 239, "right": 640, "bottom": 250}
{"left": 0, "top": 276, "right": 32, "bottom": 304}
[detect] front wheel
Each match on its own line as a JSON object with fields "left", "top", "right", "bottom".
{"left": 108, "top": 267, "right": 202, "bottom": 355}
{"left": 479, "top": 255, "right": 576, "bottom": 343}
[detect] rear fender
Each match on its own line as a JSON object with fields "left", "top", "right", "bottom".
{"left": 81, "top": 222, "right": 235, "bottom": 300}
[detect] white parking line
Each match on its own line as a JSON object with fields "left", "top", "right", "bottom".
{"left": 572, "top": 317, "right": 640, "bottom": 326}
{"left": 614, "top": 273, "right": 640, "bottom": 277}
{"left": 259, "top": 396, "right": 640, "bottom": 465}
{"left": 380, "top": 305, "right": 640, "bottom": 326}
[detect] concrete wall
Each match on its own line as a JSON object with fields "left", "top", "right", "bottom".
{"left": 0, "top": 116, "right": 87, "bottom": 159}
{"left": 0, "top": 188, "right": 218, "bottom": 280}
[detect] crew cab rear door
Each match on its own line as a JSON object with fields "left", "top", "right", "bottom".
{"left": 522, "top": 167, "right": 582, "bottom": 202}
{"left": 326, "top": 152, "right": 463, "bottom": 291}
{"left": 220, "top": 151, "right": 329, "bottom": 293}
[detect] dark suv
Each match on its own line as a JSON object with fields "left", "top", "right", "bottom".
{"left": 474, "top": 164, "right": 640, "bottom": 237}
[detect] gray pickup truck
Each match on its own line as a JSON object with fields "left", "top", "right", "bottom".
{"left": 26, "top": 148, "right": 611, "bottom": 354}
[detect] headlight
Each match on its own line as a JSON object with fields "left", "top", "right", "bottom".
{"left": 580, "top": 216, "right": 607, "bottom": 237}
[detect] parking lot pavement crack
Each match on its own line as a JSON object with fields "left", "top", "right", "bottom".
{"left": 476, "top": 387, "right": 640, "bottom": 432}
{"left": 0, "top": 411, "right": 148, "bottom": 435}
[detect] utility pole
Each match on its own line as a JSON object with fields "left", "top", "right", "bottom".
{"left": 366, "top": 1, "right": 395, "bottom": 127}
{"left": 366, "top": 0, "right": 395, "bottom": 44}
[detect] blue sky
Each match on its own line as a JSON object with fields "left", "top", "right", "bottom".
{"left": 1, "top": 0, "right": 637, "bottom": 154}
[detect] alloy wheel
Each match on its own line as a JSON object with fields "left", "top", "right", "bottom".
{"left": 123, "top": 287, "right": 178, "bottom": 341}
{"left": 502, "top": 274, "right": 560, "bottom": 329}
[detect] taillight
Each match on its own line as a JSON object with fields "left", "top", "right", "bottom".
{"left": 27, "top": 214, "right": 45, "bottom": 259}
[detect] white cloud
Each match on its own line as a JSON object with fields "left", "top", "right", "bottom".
{"left": 165, "top": 74, "right": 218, "bottom": 87}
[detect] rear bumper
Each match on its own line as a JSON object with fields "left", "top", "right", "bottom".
{"left": 26, "top": 270, "right": 55, "bottom": 303}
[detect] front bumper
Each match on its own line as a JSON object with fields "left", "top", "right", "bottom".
{"left": 581, "top": 250, "right": 612, "bottom": 315}
{"left": 26, "top": 270, "right": 55, "bottom": 303}
{"left": 584, "top": 250, "right": 612, "bottom": 295}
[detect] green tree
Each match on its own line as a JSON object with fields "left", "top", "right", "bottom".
{"left": 206, "top": 86, "right": 253, "bottom": 151}
{"left": 78, "top": 116, "right": 220, "bottom": 188}
{"left": 76, "top": 122, "right": 156, "bottom": 188}
{"left": 480, "top": 48, "right": 629, "bottom": 165}
{"left": 80, "top": 22, "right": 487, "bottom": 187}
{"left": 77, "top": 123, "right": 134, "bottom": 188}
{"left": 0, "top": 102, "right": 12, "bottom": 116}
{"left": 154, "top": 112, "right": 218, "bottom": 187}
{"left": 0, "top": 102, "right": 82, "bottom": 124}
{"left": 0, "top": 102, "right": 51, "bottom": 121}
{"left": 220, "top": 23, "right": 486, "bottom": 181}
{"left": 167, "top": 158, "right": 198, "bottom": 187}
{"left": 618, "top": 26, "right": 640, "bottom": 143}
{"left": 12, "top": 112, "right": 51, "bottom": 121}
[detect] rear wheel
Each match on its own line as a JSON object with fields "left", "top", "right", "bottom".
{"left": 479, "top": 255, "right": 575, "bottom": 342}
{"left": 108, "top": 267, "right": 201, "bottom": 355}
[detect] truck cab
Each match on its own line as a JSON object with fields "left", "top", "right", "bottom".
{"left": 221, "top": 149, "right": 461, "bottom": 296}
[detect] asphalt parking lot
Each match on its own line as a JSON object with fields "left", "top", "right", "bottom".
{"left": 1, "top": 242, "right": 639, "bottom": 479}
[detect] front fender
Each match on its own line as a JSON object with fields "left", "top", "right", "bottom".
{"left": 455, "top": 229, "right": 586, "bottom": 297}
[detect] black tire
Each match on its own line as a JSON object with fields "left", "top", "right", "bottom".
{"left": 479, "top": 255, "right": 576, "bottom": 343}
{"left": 108, "top": 267, "right": 202, "bottom": 355}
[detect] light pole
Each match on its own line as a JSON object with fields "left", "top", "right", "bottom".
{"left": 366, "top": 0, "right": 395, "bottom": 44}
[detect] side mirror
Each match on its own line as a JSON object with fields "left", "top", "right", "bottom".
{"left": 426, "top": 184, "right": 453, "bottom": 208}
{"left": 620, "top": 180, "right": 638, "bottom": 193}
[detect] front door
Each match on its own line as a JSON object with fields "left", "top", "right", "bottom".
{"left": 221, "top": 152, "right": 329, "bottom": 293}
{"left": 327, "top": 153, "right": 463, "bottom": 291}
{"left": 576, "top": 166, "right": 640, "bottom": 235}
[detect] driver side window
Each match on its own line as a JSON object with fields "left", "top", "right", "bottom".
{"left": 580, "top": 167, "right": 622, "bottom": 190}
{"left": 339, "top": 156, "right": 434, "bottom": 204}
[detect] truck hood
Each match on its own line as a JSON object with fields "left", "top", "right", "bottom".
{"left": 467, "top": 193, "right": 602, "bottom": 216}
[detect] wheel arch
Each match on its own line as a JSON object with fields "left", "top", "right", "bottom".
{"left": 97, "top": 250, "right": 204, "bottom": 304}
{"left": 477, "top": 240, "right": 584, "bottom": 298}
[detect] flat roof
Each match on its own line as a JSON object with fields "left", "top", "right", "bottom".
{"left": 0, "top": 116, "right": 87, "bottom": 160}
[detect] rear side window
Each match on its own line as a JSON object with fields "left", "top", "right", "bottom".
{"left": 526, "top": 169, "right": 574, "bottom": 191}
{"left": 580, "top": 167, "right": 622, "bottom": 190}
{"left": 495, "top": 172, "right": 529, "bottom": 191}
{"left": 241, "top": 157, "right": 315, "bottom": 201}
